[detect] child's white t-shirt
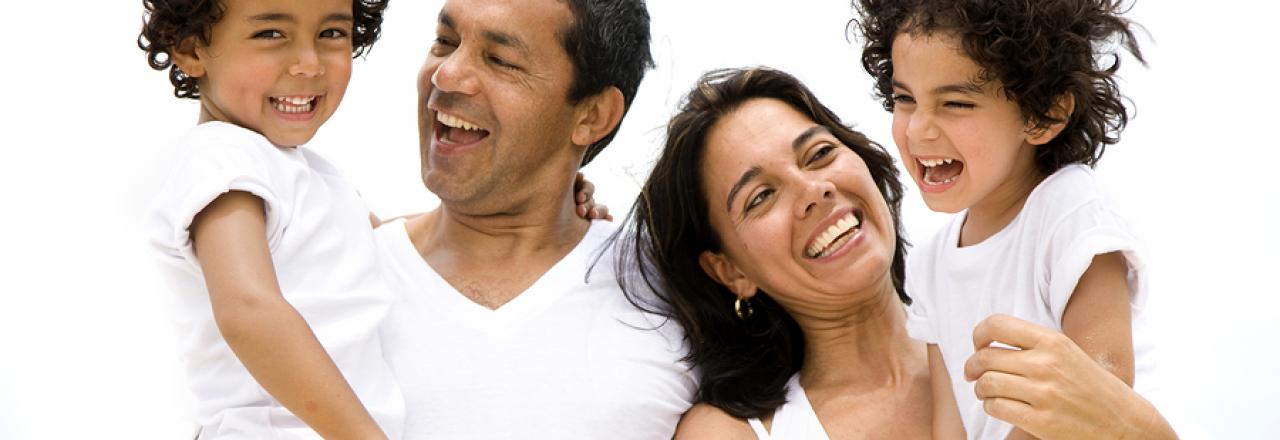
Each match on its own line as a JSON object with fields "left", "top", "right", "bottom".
{"left": 147, "top": 122, "right": 404, "bottom": 439}
{"left": 905, "top": 164, "right": 1158, "bottom": 440}
{"left": 374, "top": 219, "right": 698, "bottom": 439}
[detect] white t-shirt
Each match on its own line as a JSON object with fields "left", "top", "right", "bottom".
{"left": 147, "top": 122, "right": 404, "bottom": 439}
{"left": 375, "top": 219, "right": 697, "bottom": 439}
{"left": 905, "top": 165, "right": 1158, "bottom": 440}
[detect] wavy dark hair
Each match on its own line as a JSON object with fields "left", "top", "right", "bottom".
{"left": 138, "top": 0, "right": 389, "bottom": 99}
{"left": 616, "top": 67, "right": 910, "bottom": 419}
{"left": 560, "top": 0, "right": 654, "bottom": 166}
{"left": 853, "top": 0, "right": 1145, "bottom": 174}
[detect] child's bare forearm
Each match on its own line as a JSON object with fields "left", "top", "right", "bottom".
{"left": 214, "top": 296, "right": 387, "bottom": 440}
{"left": 928, "top": 345, "right": 966, "bottom": 440}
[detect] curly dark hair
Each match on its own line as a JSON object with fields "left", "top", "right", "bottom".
{"left": 138, "top": 0, "right": 389, "bottom": 99}
{"left": 616, "top": 67, "right": 910, "bottom": 419}
{"left": 853, "top": 0, "right": 1146, "bottom": 174}
{"left": 560, "top": 0, "right": 655, "bottom": 166}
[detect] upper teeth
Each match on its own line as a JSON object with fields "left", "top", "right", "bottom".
{"left": 438, "top": 112, "right": 482, "bottom": 131}
{"left": 807, "top": 212, "right": 860, "bottom": 258}
{"left": 920, "top": 158, "right": 954, "bottom": 167}
{"left": 272, "top": 96, "right": 315, "bottom": 113}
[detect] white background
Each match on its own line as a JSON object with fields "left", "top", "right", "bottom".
{"left": 1, "top": 0, "right": 1276, "bottom": 438}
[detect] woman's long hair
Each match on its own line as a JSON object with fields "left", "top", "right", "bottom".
{"left": 616, "top": 67, "right": 909, "bottom": 418}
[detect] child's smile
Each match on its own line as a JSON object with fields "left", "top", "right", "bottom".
{"left": 174, "top": 0, "right": 355, "bottom": 148}
{"left": 888, "top": 32, "right": 1047, "bottom": 228}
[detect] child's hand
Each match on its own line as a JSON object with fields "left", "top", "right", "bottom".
{"left": 574, "top": 172, "right": 612, "bottom": 221}
{"left": 964, "top": 314, "right": 1175, "bottom": 440}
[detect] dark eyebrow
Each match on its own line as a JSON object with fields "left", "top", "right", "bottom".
{"left": 793, "top": 126, "right": 829, "bottom": 153}
{"left": 249, "top": 12, "right": 353, "bottom": 23}
{"left": 890, "top": 79, "right": 983, "bottom": 96}
{"left": 438, "top": 12, "right": 528, "bottom": 53}
{"left": 726, "top": 166, "right": 763, "bottom": 213}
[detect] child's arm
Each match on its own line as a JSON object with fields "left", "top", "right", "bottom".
{"left": 999, "top": 252, "right": 1133, "bottom": 440}
{"left": 1061, "top": 251, "right": 1135, "bottom": 384}
{"left": 928, "top": 344, "right": 967, "bottom": 440}
{"left": 192, "top": 191, "right": 387, "bottom": 440}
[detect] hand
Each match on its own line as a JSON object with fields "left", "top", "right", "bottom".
{"left": 574, "top": 172, "right": 612, "bottom": 221}
{"left": 964, "top": 314, "right": 1175, "bottom": 440}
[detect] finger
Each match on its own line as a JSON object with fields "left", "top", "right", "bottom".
{"left": 577, "top": 205, "right": 588, "bottom": 217}
{"left": 982, "top": 397, "right": 1037, "bottom": 431}
{"left": 972, "top": 370, "right": 1038, "bottom": 404}
{"left": 972, "top": 314, "right": 1054, "bottom": 352}
{"left": 964, "top": 344, "right": 1026, "bottom": 382}
{"left": 594, "top": 205, "right": 609, "bottom": 220}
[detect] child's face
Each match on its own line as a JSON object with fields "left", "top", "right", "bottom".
{"left": 178, "top": 0, "right": 354, "bottom": 147}
{"left": 888, "top": 32, "right": 1046, "bottom": 215}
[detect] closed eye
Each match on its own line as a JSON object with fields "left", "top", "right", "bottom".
{"left": 488, "top": 55, "right": 520, "bottom": 70}
{"left": 944, "top": 101, "right": 976, "bottom": 109}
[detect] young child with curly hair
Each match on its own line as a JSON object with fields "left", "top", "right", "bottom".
{"left": 854, "top": 1, "right": 1165, "bottom": 438}
{"left": 137, "top": 0, "right": 605, "bottom": 437}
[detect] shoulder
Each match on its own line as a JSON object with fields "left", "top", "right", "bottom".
{"left": 1026, "top": 165, "right": 1108, "bottom": 217}
{"left": 674, "top": 403, "right": 758, "bottom": 440}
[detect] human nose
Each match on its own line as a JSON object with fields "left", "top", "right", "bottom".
{"left": 794, "top": 175, "right": 836, "bottom": 219}
{"left": 906, "top": 108, "right": 939, "bottom": 142}
{"left": 289, "top": 42, "right": 324, "bottom": 78}
{"left": 429, "top": 51, "right": 479, "bottom": 95}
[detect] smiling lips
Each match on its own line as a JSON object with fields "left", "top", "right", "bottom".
{"left": 270, "top": 96, "right": 318, "bottom": 114}
{"left": 805, "top": 210, "right": 863, "bottom": 259}
{"left": 919, "top": 157, "right": 964, "bottom": 186}
{"left": 436, "top": 111, "right": 490, "bottom": 144}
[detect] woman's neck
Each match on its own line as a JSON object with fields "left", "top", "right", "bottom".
{"left": 793, "top": 287, "right": 921, "bottom": 392}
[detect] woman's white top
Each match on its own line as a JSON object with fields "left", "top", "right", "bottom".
{"left": 747, "top": 374, "right": 831, "bottom": 440}
{"left": 147, "top": 122, "right": 404, "bottom": 439}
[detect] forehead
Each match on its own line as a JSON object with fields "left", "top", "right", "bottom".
{"left": 220, "top": 0, "right": 350, "bottom": 18}
{"left": 890, "top": 32, "right": 983, "bottom": 83}
{"left": 438, "top": 0, "right": 574, "bottom": 49}
{"left": 705, "top": 99, "right": 815, "bottom": 167}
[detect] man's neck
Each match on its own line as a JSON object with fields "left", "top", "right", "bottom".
{"left": 404, "top": 186, "right": 593, "bottom": 309}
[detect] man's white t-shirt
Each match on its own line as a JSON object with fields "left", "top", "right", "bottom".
{"left": 148, "top": 122, "right": 404, "bottom": 439}
{"left": 905, "top": 165, "right": 1158, "bottom": 440}
{"left": 375, "top": 219, "right": 697, "bottom": 439}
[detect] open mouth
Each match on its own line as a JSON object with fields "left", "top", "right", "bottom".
{"left": 805, "top": 209, "right": 864, "bottom": 259}
{"left": 270, "top": 96, "right": 318, "bottom": 114}
{"left": 919, "top": 157, "right": 964, "bottom": 186}
{"left": 435, "top": 111, "right": 491, "bottom": 145}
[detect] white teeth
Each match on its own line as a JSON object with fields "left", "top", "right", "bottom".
{"left": 437, "top": 112, "right": 483, "bottom": 131}
{"left": 271, "top": 96, "right": 315, "bottom": 114}
{"left": 919, "top": 158, "right": 955, "bottom": 168}
{"left": 806, "top": 212, "right": 861, "bottom": 258}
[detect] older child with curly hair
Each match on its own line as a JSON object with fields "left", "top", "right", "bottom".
{"left": 138, "top": 1, "right": 606, "bottom": 437}
{"left": 854, "top": 1, "right": 1171, "bottom": 438}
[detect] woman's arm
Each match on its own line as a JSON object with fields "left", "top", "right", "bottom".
{"left": 928, "top": 344, "right": 967, "bottom": 440}
{"left": 965, "top": 314, "right": 1175, "bottom": 440}
{"left": 192, "top": 191, "right": 387, "bottom": 440}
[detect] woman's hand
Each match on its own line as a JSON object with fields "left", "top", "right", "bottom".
{"left": 964, "top": 314, "right": 1175, "bottom": 440}
{"left": 574, "top": 172, "right": 612, "bottom": 221}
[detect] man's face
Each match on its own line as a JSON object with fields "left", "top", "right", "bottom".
{"left": 418, "top": 0, "right": 581, "bottom": 211}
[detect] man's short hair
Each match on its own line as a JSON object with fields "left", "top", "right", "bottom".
{"left": 559, "top": 0, "right": 654, "bottom": 166}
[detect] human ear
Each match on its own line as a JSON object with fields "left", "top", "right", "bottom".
{"left": 170, "top": 36, "right": 207, "bottom": 78}
{"left": 1026, "top": 93, "right": 1076, "bottom": 146}
{"left": 571, "top": 86, "right": 625, "bottom": 147}
{"left": 698, "top": 250, "right": 758, "bottom": 299}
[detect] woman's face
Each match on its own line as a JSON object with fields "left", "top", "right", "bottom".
{"left": 699, "top": 98, "right": 898, "bottom": 313}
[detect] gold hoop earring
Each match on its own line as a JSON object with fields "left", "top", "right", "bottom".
{"left": 735, "top": 297, "right": 754, "bottom": 320}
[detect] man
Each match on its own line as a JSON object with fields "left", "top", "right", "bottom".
{"left": 374, "top": 0, "right": 696, "bottom": 438}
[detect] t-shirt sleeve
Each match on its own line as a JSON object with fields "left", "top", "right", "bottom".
{"left": 147, "top": 123, "right": 293, "bottom": 271}
{"left": 904, "top": 251, "right": 940, "bottom": 344}
{"left": 1042, "top": 200, "right": 1148, "bottom": 325}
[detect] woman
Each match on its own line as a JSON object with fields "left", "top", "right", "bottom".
{"left": 619, "top": 67, "right": 1174, "bottom": 439}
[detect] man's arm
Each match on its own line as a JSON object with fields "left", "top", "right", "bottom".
{"left": 192, "top": 191, "right": 386, "bottom": 440}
